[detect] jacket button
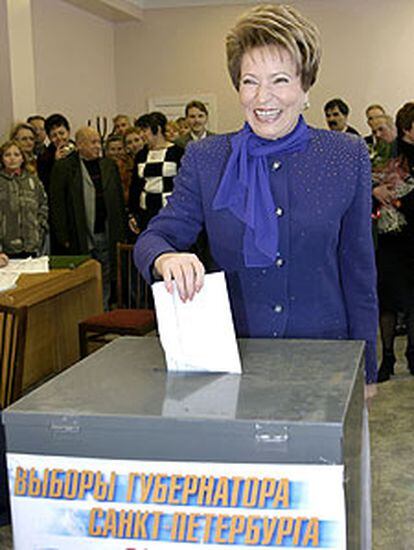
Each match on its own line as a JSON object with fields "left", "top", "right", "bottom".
{"left": 274, "top": 304, "right": 283, "bottom": 313}
{"left": 275, "top": 207, "right": 284, "bottom": 217}
{"left": 275, "top": 258, "right": 284, "bottom": 267}
{"left": 272, "top": 161, "right": 281, "bottom": 171}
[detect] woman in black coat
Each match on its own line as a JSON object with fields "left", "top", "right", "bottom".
{"left": 373, "top": 102, "right": 414, "bottom": 381}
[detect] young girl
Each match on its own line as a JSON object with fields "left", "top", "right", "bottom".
{"left": 0, "top": 140, "right": 48, "bottom": 258}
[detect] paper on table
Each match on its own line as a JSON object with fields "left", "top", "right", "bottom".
{"left": 0, "top": 272, "right": 19, "bottom": 292}
{"left": 2, "top": 256, "right": 49, "bottom": 274}
{"left": 152, "top": 271, "right": 242, "bottom": 373}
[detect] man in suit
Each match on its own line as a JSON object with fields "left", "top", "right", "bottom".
{"left": 50, "top": 127, "right": 126, "bottom": 309}
{"left": 324, "top": 98, "right": 360, "bottom": 135}
{"left": 175, "top": 100, "right": 214, "bottom": 148}
{"left": 364, "top": 104, "right": 386, "bottom": 146}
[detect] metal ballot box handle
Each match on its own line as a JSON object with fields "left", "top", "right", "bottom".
{"left": 255, "top": 423, "right": 289, "bottom": 450}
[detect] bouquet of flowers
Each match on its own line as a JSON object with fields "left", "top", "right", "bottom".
{"left": 373, "top": 157, "right": 414, "bottom": 233}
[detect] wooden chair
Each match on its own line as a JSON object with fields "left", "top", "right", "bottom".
{"left": 0, "top": 304, "right": 28, "bottom": 409}
{"left": 78, "top": 243, "right": 156, "bottom": 357}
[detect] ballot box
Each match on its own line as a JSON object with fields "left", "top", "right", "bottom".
{"left": 2, "top": 336, "right": 365, "bottom": 550}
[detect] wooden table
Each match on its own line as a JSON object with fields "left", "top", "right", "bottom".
{"left": 0, "top": 259, "right": 102, "bottom": 396}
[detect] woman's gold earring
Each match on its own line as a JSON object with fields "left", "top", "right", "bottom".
{"left": 303, "top": 100, "right": 310, "bottom": 111}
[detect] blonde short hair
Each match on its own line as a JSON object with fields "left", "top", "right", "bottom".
{"left": 226, "top": 4, "right": 321, "bottom": 92}
{"left": 10, "top": 122, "right": 36, "bottom": 141}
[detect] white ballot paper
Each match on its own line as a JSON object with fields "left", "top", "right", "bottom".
{"left": 152, "top": 271, "right": 242, "bottom": 373}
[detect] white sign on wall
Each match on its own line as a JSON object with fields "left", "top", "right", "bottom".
{"left": 8, "top": 453, "right": 346, "bottom": 549}
{"left": 148, "top": 93, "right": 218, "bottom": 132}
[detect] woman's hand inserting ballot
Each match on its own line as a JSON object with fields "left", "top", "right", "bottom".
{"left": 154, "top": 252, "right": 205, "bottom": 302}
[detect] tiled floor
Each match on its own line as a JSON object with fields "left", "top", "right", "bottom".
{"left": 1, "top": 336, "right": 413, "bottom": 549}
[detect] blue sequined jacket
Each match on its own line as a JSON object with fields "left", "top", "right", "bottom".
{"left": 134, "top": 127, "right": 378, "bottom": 383}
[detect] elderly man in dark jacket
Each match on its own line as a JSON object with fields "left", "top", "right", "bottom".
{"left": 50, "top": 127, "right": 126, "bottom": 308}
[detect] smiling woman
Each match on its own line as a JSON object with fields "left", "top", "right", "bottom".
{"left": 134, "top": 4, "right": 378, "bottom": 393}
{"left": 238, "top": 46, "right": 307, "bottom": 141}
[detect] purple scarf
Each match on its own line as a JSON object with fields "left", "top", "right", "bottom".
{"left": 213, "top": 116, "right": 310, "bottom": 267}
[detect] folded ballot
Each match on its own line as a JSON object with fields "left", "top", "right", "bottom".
{"left": 152, "top": 271, "right": 242, "bottom": 373}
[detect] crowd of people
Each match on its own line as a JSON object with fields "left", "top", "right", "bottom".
{"left": 1, "top": 46, "right": 414, "bottom": 383}
{"left": 323, "top": 97, "right": 414, "bottom": 382}
{"left": 0, "top": 100, "right": 212, "bottom": 309}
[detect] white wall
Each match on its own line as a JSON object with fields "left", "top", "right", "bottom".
{"left": 305, "top": 0, "right": 414, "bottom": 132}
{"left": 31, "top": 0, "right": 117, "bottom": 132}
{"left": 114, "top": 5, "right": 250, "bottom": 130}
{"left": 4, "top": 0, "right": 414, "bottom": 137}
{"left": 0, "top": 0, "right": 14, "bottom": 140}
{"left": 6, "top": 0, "right": 37, "bottom": 125}
{"left": 114, "top": 0, "right": 414, "bottom": 136}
